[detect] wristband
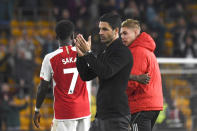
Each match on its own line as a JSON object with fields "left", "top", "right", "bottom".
{"left": 35, "top": 107, "right": 40, "bottom": 112}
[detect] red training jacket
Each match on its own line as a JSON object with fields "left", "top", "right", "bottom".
{"left": 126, "top": 32, "right": 163, "bottom": 114}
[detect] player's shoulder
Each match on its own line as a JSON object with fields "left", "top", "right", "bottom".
{"left": 44, "top": 48, "right": 63, "bottom": 60}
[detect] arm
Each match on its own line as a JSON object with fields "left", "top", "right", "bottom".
{"left": 33, "top": 80, "right": 50, "bottom": 128}
{"left": 76, "top": 56, "right": 97, "bottom": 81}
{"left": 75, "top": 35, "right": 131, "bottom": 79}
{"left": 129, "top": 73, "right": 150, "bottom": 84}
{"left": 75, "top": 35, "right": 97, "bottom": 81}
{"left": 33, "top": 54, "right": 51, "bottom": 128}
{"left": 83, "top": 46, "right": 131, "bottom": 79}
{"left": 10, "top": 101, "right": 28, "bottom": 110}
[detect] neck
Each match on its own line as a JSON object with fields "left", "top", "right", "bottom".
{"left": 59, "top": 39, "right": 71, "bottom": 47}
{"left": 128, "top": 32, "right": 141, "bottom": 47}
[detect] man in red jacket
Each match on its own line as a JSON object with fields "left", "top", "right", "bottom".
{"left": 120, "top": 19, "right": 163, "bottom": 131}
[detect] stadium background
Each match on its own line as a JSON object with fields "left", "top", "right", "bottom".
{"left": 0, "top": 0, "right": 197, "bottom": 131}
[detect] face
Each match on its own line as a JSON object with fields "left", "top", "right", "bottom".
{"left": 99, "top": 22, "right": 116, "bottom": 44}
{"left": 120, "top": 27, "right": 136, "bottom": 46}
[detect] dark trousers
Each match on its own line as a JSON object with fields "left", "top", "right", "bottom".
{"left": 130, "top": 111, "right": 160, "bottom": 131}
{"left": 89, "top": 115, "right": 131, "bottom": 131}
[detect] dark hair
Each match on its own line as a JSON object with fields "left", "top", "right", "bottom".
{"left": 55, "top": 20, "right": 75, "bottom": 41}
{"left": 99, "top": 12, "right": 121, "bottom": 30}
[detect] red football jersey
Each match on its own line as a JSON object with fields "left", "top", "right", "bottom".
{"left": 40, "top": 45, "right": 90, "bottom": 119}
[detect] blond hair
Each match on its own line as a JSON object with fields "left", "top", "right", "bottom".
{"left": 121, "top": 19, "right": 141, "bottom": 31}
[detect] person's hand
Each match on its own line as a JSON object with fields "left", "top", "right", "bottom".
{"left": 33, "top": 111, "right": 41, "bottom": 128}
{"left": 74, "top": 38, "right": 85, "bottom": 57}
{"left": 76, "top": 46, "right": 85, "bottom": 57}
{"left": 75, "top": 34, "right": 91, "bottom": 54}
{"left": 137, "top": 73, "right": 150, "bottom": 84}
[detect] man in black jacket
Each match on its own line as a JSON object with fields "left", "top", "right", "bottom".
{"left": 75, "top": 13, "right": 133, "bottom": 131}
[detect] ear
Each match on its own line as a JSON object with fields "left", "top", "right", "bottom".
{"left": 114, "top": 28, "right": 119, "bottom": 34}
{"left": 134, "top": 28, "right": 140, "bottom": 36}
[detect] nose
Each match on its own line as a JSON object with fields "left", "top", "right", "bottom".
{"left": 121, "top": 34, "right": 124, "bottom": 39}
{"left": 99, "top": 30, "right": 103, "bottom": 35}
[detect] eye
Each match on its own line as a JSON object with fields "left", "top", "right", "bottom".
{"left": 102, "top": 28, "right": 108, "bottom": 31}
{"left": 123, "top": 32, "right": 127, "bottom": 35}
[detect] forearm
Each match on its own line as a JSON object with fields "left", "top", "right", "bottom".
{"left": 129, "top": 74, "right": 139, "bottom": 81}
{"left": 76, "top": 56, "right": 97, "bottom": 81}
{"left": 93, "top": 61, "right": 128, "bottom": 79}
{"left": 15, "top": 102, "right": 28, "bottom": 110}
{"left": 129, "top": 73, "right": 150, "bottom": 84}
{"left": 83, "top": 52, "right": 128, "bottom": 79}
{"left": 35, "top": 81, "right": 49, "bottom": 109}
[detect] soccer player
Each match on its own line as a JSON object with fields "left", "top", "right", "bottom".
{"left": 120, "top": 19, "right": 163, "bottom": 131}
{"left": 75, "top": 13, "right": 133, "bottom": 131}
{"left": 33, "top": 20, "right": 90, "bottom": 131}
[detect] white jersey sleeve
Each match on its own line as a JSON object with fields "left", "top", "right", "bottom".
{"left": 40, "top": 54, "right": 52, "bottom": 82}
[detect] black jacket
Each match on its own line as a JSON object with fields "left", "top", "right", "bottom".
{"left": 76, "top": 38, "right": 133, "bottom": 119}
